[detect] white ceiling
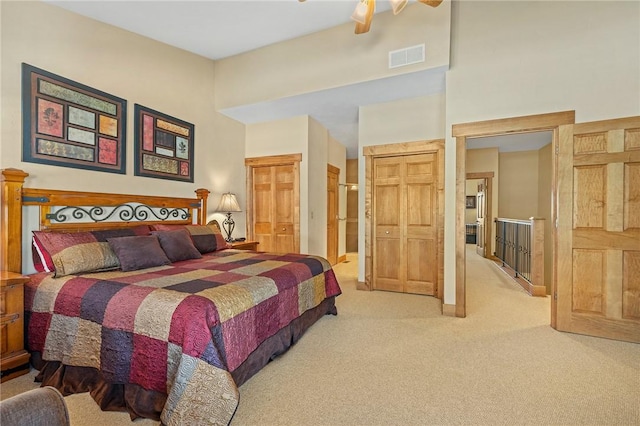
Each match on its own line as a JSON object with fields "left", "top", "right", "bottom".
{"left": 45, "top": 0, "right": 393, "bottom": 61}
{"left": 44, "top": 1, "right": 549, "bottom": 158}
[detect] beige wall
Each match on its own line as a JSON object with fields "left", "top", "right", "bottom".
{"left": 465, "top": 179, "right": 481, "bottom": 224}
{"left": 307, "top": 117, "right": 329, "bottom": 256}
{"left": 208, "top": 112, "right": 248, "bottom": 238}
{"left": 214, "top": 2, "right": 451, "bottom": 109}
{"left": 0, "top": 1, "right": 236, "bottom": 197}
{"left": 498, "top": 150, "right": 539, "bottom": 220}
{"left": 443, "top": 0, "right": 640, "bottom": 304}
{"left": 346, "top": 160, "right": 359, "bottom": 253}
{"left": 0, "top": 1, "right": 248, "bottom": 271}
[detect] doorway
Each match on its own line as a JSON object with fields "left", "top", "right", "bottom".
{"left": 452, "top": 111, "right": 576, "bottom": 318}
{"left": 465, "top": 173, "right": 493, "bottom": 259}
{"left": 327, "top": 164, "right": 339, "bottom": 265}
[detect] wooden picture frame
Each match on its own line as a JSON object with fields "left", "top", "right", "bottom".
{"left": 22, "top": 63, "right": 127, "bottom": 174}
{"left": 134, "top": 104, "right": 194, "bottom": 182}
{"left": 466, "top": 195, "right": 476, "bottom": 209}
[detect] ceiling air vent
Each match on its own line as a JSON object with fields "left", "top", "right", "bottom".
{"left": 389, "top": 44, "right": 425, "bottom": 69}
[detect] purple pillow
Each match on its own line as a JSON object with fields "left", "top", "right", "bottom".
{"left": 107, "top": 235, "right": 171, "bottom": 272}
{"left": 151, "top": 224, "right": 230, "bottom": 253}
{"left": 151, "top": 229, "right": 202, "bottom": 262}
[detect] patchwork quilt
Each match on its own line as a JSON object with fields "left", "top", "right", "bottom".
{"left": 25, "top": 249, "right": 341, "bottom": 425}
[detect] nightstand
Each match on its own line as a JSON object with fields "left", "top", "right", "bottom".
{"left": 1, "top": 271, "right": 31, "bottom": 382}
{"left": 230, "top": 240, "right": 259, "bottom": 251}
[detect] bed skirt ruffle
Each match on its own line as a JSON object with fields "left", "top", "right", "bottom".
{"left": 30, "top": 296, "right": 337, "bottom": 422}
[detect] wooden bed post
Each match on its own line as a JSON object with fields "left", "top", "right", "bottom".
{"left": 195, "top": 188, "right": 210, "bottom": 225}
{"left": 1, "top": 169, "right": 28, "bottom": 273}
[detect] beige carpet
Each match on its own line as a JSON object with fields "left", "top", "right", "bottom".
{"left": 2, "top": 248, "right": 639, "bottom": 425}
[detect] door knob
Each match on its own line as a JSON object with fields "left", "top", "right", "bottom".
{"left": 282, "top": 227, "right": 286, "bottom": 231}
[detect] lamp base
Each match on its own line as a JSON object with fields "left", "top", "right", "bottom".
{"left": 222, "top": 213, "right": 235, "bottom": 242}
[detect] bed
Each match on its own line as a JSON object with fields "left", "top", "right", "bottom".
{"left": 0, "top": 168, "right": 341, "bottom": 425}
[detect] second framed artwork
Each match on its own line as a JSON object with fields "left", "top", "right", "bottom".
{"left": 134, "top": 105, "right": 194, "bottom": 182}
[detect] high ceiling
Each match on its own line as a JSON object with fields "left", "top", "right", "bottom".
{"left": 44, "top": 0, "right": 433, "bottom": 158}
{"left": 43, "top": 1, "right": 548, "bottom": 157}
{"left": 45, "top": 0, "right": 395, "bottom": 60}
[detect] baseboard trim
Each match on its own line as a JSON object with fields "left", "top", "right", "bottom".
{"left": 442, "top": 304, "right": 456, "bottom": 317}
{"left": 356, "top": 280, "right": 371, "bottom": 291}
{"left": 491, "top": 260, "right": 548, "bottom": 297}
{"left": 337, "top": 254, "right": 347, "bottom": 263}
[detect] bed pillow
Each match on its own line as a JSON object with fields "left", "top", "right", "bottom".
{"left": 151, "top": 224, "right": 230, "bottom": 253}
{"left": 32, "top": 231, "right": 118, "bottom": 277}
{"left": 151, "top": 229, "right": 202, "bottom": 262}
{"left": 32, "top": 226, "right": 151, "bottom": 275}
{"left": 32, "top": 238, "right": 53, "bottom": 273}
{"left": 107, "top": 235, "right": 171, "bottom": 272}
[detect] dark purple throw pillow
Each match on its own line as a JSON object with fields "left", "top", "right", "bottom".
{"left": 107, "top": 235, "right": 171, "bottom": 272}
{"left": 151, "top": 229, "right": 202, "bottom": 262}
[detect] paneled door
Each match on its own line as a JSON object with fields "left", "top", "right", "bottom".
{"left": 246, "top": 154, "right": 301, "bottom": 254}
{"left": 327, "top": 164, "right": 339, "bottom": 265}
{"left": 373, "top": 153, "right": 437, "bottom": 295}
{"left": 253, "top": 166, "right": 274, "bottom": 250}
{"left": 475, "top": 182, "right": 486, "bottom": 257}
{"left": 556, "top": 116, "right": 640, "bottom": 343}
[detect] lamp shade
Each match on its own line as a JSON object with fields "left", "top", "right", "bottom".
{"left": 418, "top": 0, "right": 444, "bottom": 7}
{"left": 216, "top": 193, "right": 241, "bottom": 213}
{"left": 350, "top": 0, "right": 369, "bottom": 24}
{"left": 390, "top": 0, "right": 408, "bottom": 14}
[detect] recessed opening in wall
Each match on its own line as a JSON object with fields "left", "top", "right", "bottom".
{"left": 465, "top": 131, "right": 553, "bottom": 307}
{"left": 453, "top": 112, "right": 577, "bottom": 320}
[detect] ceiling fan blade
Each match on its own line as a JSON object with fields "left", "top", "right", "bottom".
{"left": 354, "top": 0, "right": 375, "bottom": 34}
{"left": 354, "top": 21, "right": 371, "bottom": 34}
{"left": 418, "top": 0, "right": 444, "bottom": 7}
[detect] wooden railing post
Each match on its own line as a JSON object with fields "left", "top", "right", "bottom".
{"left": 1, "top": 169, "right": 28, "bottom": 273}
{"left": 530, "top": 217, "right": 546, "bottom": 296}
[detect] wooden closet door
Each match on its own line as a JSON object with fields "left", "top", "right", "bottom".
{"left": 274, "top": 164, "right": 295, "bottom": 253}
{"left": 373, "top": 156, "right": 402, "bottom": 292}
{"left": 246, "top": 154, "right": 301, "bottom": 254}
{"left": 556, "top": 116, "right": 640, "bottom": 343}
{"left": 253, "top": 166, "right": 274, "bottom": 251}
{"left": 326, "top": 165, "right": 339, "bottom": 265}
{"left": 373, "top": 153, "right": 437, "bottom": 296}
{"left": 405, "top": 153, "right": 437, "bottom": 295}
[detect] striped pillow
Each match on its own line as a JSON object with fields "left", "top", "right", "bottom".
{"left": 32, "top": 226, "right": 151, "bottom": 277}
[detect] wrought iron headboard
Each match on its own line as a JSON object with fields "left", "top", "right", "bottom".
{"left": 0, "top": 168, "right": 210, "bottom": 273}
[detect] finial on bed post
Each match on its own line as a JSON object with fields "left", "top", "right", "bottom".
{"left": 195, "top": 188, "right": 210, "bottom": 225}
{"left": 1, "top": 169, "right": 29, "bottom": 273}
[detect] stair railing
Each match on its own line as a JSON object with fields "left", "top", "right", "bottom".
{"left": 494, "top": 217, "right": 546, "bottom": 296}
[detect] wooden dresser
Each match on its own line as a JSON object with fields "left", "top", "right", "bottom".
{"left": 0, "top": 271, "right": 30, "bottom": 382}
